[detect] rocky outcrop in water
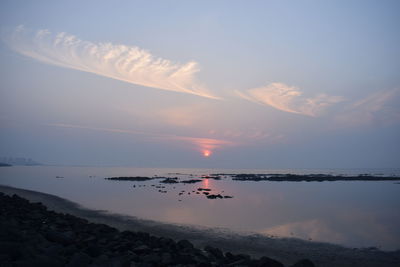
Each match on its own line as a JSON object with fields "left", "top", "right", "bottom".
{"left": 160, "top": 178, "right": 179, "bottom": 184}
{"left": 106, "top": 176, "right": 155, "bottom": 181}
{"left": 229, "top": 173, "right": 400, "bottom": 182}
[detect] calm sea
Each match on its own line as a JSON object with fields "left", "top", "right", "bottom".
{"left": 0, "top": 166, "right": 399, "bottom": 251}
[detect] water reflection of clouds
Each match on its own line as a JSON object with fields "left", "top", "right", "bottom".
{"left": 162, "top": 206, "right": 198, "bottom": 225}
{"left": 262, "top": 213, "right": 400, "bottom": 250}
{"left": 262, "top": 219, "right": 346, "bottom": 244}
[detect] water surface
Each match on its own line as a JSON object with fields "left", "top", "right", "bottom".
{"left": 0, "top": 166, "right": 399, "bottom": 250}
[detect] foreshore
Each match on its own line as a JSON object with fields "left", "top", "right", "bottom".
{"left": 0, "top": 185, "right": 399, "bottom": 266}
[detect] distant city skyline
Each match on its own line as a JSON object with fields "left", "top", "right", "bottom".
{"left": 0, "top": 156, "right": 41, "bottom": 166}
{"left": 0, "top": 0, "right": 399, "bottom": 168}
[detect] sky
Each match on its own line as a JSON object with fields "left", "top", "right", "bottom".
{"left": 0, "top": 0, "right": 399, "bottom": 168}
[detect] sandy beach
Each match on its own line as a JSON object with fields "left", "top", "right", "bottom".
{"left": 1, "top": 185, "right": 399, "bottom": 267}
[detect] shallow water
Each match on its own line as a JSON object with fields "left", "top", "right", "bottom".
{"left": 0, "top": 166, "right": 399, "bottom": 250}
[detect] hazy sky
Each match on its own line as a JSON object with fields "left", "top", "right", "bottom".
{"left": 1, "top": 0, "right": 399, "bottom": 168}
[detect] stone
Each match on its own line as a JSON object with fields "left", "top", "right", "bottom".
{"left": 44, "top": 230, "right": 74, "bottom": 245}
{"left": 258, "top": 256, "right": 285, "bottom": 267}
{"left": 85, "top": 244, "right": 103, "bottom": 257}
{"left": 177, "top": 239, "right": 194, "bottom": 250}
{"left": 204, "top": 245, "right": 224, "bottom": 259}
{"left": 0, "top": 193, "right": 288, "bottom": 267}
{"left": 161, "top": 252, "right": 172, "bottom": 264}
{"left": 132, "top": 245, "right": 150, "bottom": 253}
{"left": 66, "top": 252, "right": 92, "bottom": 267}
{"left": 290, "top": 259, "right": 315, "bottom": 267}
{"left": 142, "top": 253, "right": 161, "bottom": 263}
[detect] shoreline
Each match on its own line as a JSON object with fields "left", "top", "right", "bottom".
{"left": 1, "top": 185, "right": 399, "bottom": 266}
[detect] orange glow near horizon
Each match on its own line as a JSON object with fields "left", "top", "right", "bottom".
{"left": 203, "top": 150, "right": 211, "bottom": 157}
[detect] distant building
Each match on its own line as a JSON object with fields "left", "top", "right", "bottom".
{"left": 0, "top": 157, "right": 41, "bottom": 166}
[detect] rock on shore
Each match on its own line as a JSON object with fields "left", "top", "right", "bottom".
{"left": 0, "top": 192, "right": 314, "bottom": 267}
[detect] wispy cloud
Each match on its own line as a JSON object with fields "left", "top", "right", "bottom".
{"left": 335, "top": 88, "right": 400, "bottom": 126}
{"left": 4, "top": 26, "right": 218, "bottom": 99}
{"left": 236, "top": 82, "right": 344, "bottom": 116}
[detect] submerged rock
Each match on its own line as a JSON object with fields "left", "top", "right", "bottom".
{"left": 160, "top": 178, "right": 179, "bottom": 184}
{"left": 197, "top": 188, "right": 211, "bottom": 191}
{"left": 206, "top": 194, "right": 223, "bottom": 199}
{"left": 231, "top": 173, "right": 400, "bottom": 182}
{"left": 105, "top": 176, "right": 153, "bottom": 181}
{"left": 181, "top": 179, "right": 202, "bottom": 184}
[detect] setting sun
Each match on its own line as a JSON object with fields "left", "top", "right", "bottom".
{"left": 203, "top": 150, "right": 211, "bottom": 157}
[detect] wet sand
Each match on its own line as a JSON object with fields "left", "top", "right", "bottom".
{"left": 1, "top": 185, "right": 399, "bottom": 267}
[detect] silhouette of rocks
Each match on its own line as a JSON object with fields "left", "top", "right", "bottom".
{"left": 290, "top": 259, "right": 316, "bottom": 267}
{"left": 105, "top": 176, "right": 154, "bottom": 181}
{"left": 201, "top": 175, "right": 222, "bottom": 180}
{"left": 206, "top": 194, "right": 223, "bottom": 199}
{"left": 181, "top": 179, "right": 202, "bottom": 184}
{"left": 231, "top": 173, "right": 400, "bottom": 182}
{"left": 197, "top": 188, "right": 211, "bottom": 191}
{"left": 0, "top": 192, "right": 312, "bottom": 266}
{"left": 160, "top": 178, "right": 179, "bottom": 184}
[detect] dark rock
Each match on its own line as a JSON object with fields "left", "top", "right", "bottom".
{"left": 105, "top": 176, "right": 153, "bottom": 181}
{"left": 290, "top": 259, "right": 316, "bottom": 267}
{"left": 174, "top": 253, "right": 197, "bottom": 264}
{"left": 142, "top": 253, "right": 161, "bottom": 263}
{"left": 43, "top": 244, "right": 63, "bottom": 257}
{"left": 132, "top": 245, "right": 150, "bottom": 253}
{"left": 227, "top": 259, "right": 249, "bottom": 266}
{"left": 0, "top": 192, "right": 289, "bottom": 267}
{"left": 160, "top": 252, "right": 173, "bottom": 264}
{"left": 44, "top": 230, "right": 74, "bottom": 245}
{"left": 158, "top": 237, "right": 176, "bottom": 249}
{"left": 206, "top": 194, "right": 223, "bottom": 199}
{"left": 205, "top": 245, "right": 224, "bottom": 259}
{"left": 231, "top": 173, "right": 400, "bottom": 182}
{"left": 201, "top": 175, "right": 221, "bottom": 180}
{"left": 258, "top": 256, "right": 285, "bottom": 267}
{"left": 237, "top": 254, "right": 251, "bottom": 260}
{"left": 177, "top": 239, "right": 194, "bottom": 250}
{"left": 85, "top": 244, "right": 103, "bottom": 257}
{"left": 225, "top": 251, "right": 236, "bottom": 261}
{"left": 181, "top": 179, "right": 202, "bottom": 184}
{"left": 197, "top": 188, "right": 211, "bottom": 191}
{"left": 12, "top": 259, "right": 33, "bottom": 267}
{"left": 93, "top": 254, "right": 109, "bottom": 264}
{"left": 66, "top": 252, "right": 92, "bottom": 267}
{"left": 160, "top": 178, "right": 179, "bottom": 183}
{"left": 0, "top": 241, "right": 23, "bottom": 260}
{"left": 63, "top": 245, "right": 78, "bottom": 257}
{"left": 30, "top": 255, "right": 64, "bottom": 267}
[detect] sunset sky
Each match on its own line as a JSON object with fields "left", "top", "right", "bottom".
{"left": 1, "top": 0, "right": 399, "bottom": 168}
